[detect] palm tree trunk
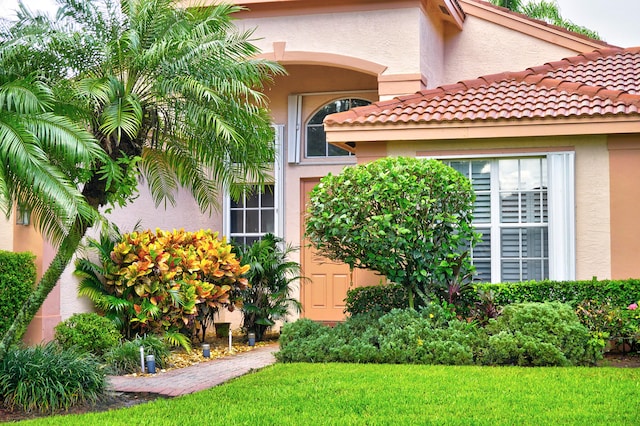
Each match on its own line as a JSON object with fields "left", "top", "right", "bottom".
{"left": 0, "top": 218, "right": 87, "bottom": 359}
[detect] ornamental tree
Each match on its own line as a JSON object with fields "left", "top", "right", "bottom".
{"left": 305, "top": 157, "right": 478, "bottom": 309}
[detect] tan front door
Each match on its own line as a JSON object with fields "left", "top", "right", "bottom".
{"left": 300, "top": 179, "right": 377, "bottom": 323}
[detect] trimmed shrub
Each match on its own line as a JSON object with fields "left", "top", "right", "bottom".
{"left": 376, "top": 309, "right": 485, "bottom": 365}
{"left": 54, "top": 313, "right": 122, "bottom": 357}
{"left": 103, "top": 335, "right": 170, "bottom": 375}
{"left": 474, "top": 279, "right": 640, "bottom": 308}
{"left": 276, "top": 319, "right": 338, "bottom": 363}
{"left": 0, "top": 251, "right": 35, "bottom": 336}
{"left": 484, "top": 302, "right": 595, "bottom": 366}
{"left": 344, "top": 284, "right": 408, "bottom": 317}
{"left": 306, "top": 157, "right": 477, "bottom": 310}
{"left": 277, "top": 309, "right": 488, "bottom": 365}
{"left": 0, "top": 342, "right": 105, "bottom": 413}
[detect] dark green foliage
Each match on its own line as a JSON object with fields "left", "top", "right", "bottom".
{"left": 484, "top": 302, "right": 595, "bottom": 366}
{"left": 235, "top": 234, "right": 303, "bottom": 341}
{"left": 54, "top": 312, "right": 122, "bottom": 357}
{"left": 376, "top": 309, "right": 485, "bottom": 365}
{"left": 0, "top": 342, "right": 105, "bottom": 413}
{"left": 344, "top": 283, "right": 408, "bottom": 317}
{"left": 0, "top": 251, "right": 36, "bottom": 336}
{"left": 103, "top": 335, "right": 170, "bottom": 375}
{"left": 276, "top": 320, "right": 339, "bottom": 363}
{"left": 277, "top": 308, "right": 487, "bottom": 365}
{"left": 474, "top": 278, "right": 640, "bottom": 308}
{"left": 278, "top": 302, "right": 599, "bottom": 366}
{"left": 306, "top": 157, "right": 478, "bottom": 309}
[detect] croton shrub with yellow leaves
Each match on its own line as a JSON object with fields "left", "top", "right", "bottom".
{"left": 101, "top": 228, "right": 249, "bottom": 344}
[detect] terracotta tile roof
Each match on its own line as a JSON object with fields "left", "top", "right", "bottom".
{"left": 324, "top": 48, "right": 640, "bottom": 127}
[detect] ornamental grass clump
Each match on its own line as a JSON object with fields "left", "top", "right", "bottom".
{"left": 0, "top": 342, "right": 105, "bottom": 413}
{"left": 103, "top": 335, "right": 170, "bottom": 375}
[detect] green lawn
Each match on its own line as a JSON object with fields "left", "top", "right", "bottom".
{"left": 21, "top": 363, "right": 640, "bottom": 425}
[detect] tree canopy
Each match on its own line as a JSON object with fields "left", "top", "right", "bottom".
{"left": 305, "top": 157, "right": 478, "bottom": 309}
{"left": 490, "top": 0, "right": 600, "bottom": 40}
{"left": 0, "top": 0, "right": 283, "bottom": 356}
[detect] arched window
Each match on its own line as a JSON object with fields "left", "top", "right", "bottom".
{"left": 306, "top": 98, "right": 371, "bottom": 157}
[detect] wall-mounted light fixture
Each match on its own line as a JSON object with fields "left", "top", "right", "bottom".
{"left": 16, "top": 205, "right": 30, "bottom": 226}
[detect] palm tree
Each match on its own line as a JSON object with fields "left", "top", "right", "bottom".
{"left": 235, "top": 234, "right": 304, "bottom": 341}
{"left": 0, "top": 0, "right": 283, "bottom": 357}
{"left": 490, "top": 0, "right": 600, "bottom": 40}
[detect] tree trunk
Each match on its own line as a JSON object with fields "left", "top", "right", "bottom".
{"left": 0, "top": 218, "right": 87, "bottom": 359}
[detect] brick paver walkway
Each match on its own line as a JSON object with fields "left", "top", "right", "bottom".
{"left": 107, "top": 344, "right": 278, "bottom": 397}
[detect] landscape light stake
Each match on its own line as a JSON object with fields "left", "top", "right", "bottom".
{"left": 146, "top": 354, "right": 156, "bottom": 374}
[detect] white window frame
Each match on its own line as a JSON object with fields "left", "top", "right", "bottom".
{"left": 287, "top": 91, "right": 376, "bottom": 164}
{"left": 223, "top": 124, "right": 285, "bottom": 242}
{"left": 422, "top": 151, "right": 575, "bottom": 283}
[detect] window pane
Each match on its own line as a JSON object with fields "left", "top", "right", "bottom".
{"left": 328, "top": 144, "right": 351, "bottom": 156}
{"left": 501, "top": 228, "right": 521, "bottom": 258}
{"left": 246, "top": 210, "right": 259, "bottom": 233}
{"left": 261, "top": 210, "right": 275, "bottom": 233}
{"left": 524, "top": 259, "right": 547, "bottom": 281}
{"left": 449, "top": 161, "right": 469, "bottom": 178}
{"left": 306, "top": 125, "right": 326, "bottom": 157}
{"left": 474, "top": 193, "right": 491, "bottom": 223}
{"left": 499, "top": 159, "right": 519, "bottom": 191}
{"left": 526, "top": 227, "right": 547, "bottom": 258}
{"left": 309, "top": 102, "right": 340, "bottom": 124}
{"left": 306, "top": 98, "right": 370, "bottom": 158}
{"left": 500, "top": 192, "right": 519, "bottom": 223}
{"left": 261, "top": 188, "right": 274, "bottom": 208}
{"left": 230, "top": 197, "right": 243, "bottom": 208}
{"left": 473, "top": 228, "right": 491, "bottom": 257}
{"left": 519, "top": 158, "right": 543, "bottom": 191}
{"left": 502, "top": 260, "right": 522, "bottom": 282}
{"left": 230, "top": 211, "right": 243, "bottom": 233}
{"left": 245, "top": 192, "right": 259, "bottom": 208}
{"left": 350, "top": 98, "right": 371, "bottom": 109}
{"left": 472, "top": 161, "right": 491, "bottom": 190}
{"left": 245, "top": 236, "right": 260, "bottom": 246}
{"left": 473, "top": 260, "right": 491, "bottom": 282}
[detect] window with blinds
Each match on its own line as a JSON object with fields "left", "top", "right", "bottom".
{"left": 447, "top": 157, "right": 551, "bottom": 283}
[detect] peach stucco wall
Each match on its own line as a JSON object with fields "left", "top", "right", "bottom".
{"left": 235, "top": 7, "right": 422, "bottom": 77}
{"left": 379, "top": 135, "right": 611, "bottom": 280}
{"left": 420, "top": 4, "right": 445, "bottom": 88}
{"left": 443, "top": 14, "right": 578, "bottom": 84}
{"left": 608, "top": 135, "right": 640, "bottom": 279}
{"left": 0, "top": 216, "right": 12, "bottom": 251}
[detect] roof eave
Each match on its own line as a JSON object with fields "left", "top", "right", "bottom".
{"left": 325, "top": 116, "right": 640, "bottom": 143}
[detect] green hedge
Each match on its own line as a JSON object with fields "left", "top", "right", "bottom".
{"left": 0, "top": 251, "right": 36, "bottom": 336}
{"left": 474, "top": 278, "right": 640, "bottom": 308}
{"left": 344, "top": 283, "right": 408, "bottom": 316}
{"left": 277, "top": 302, "right": 597, "bottom": 366}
